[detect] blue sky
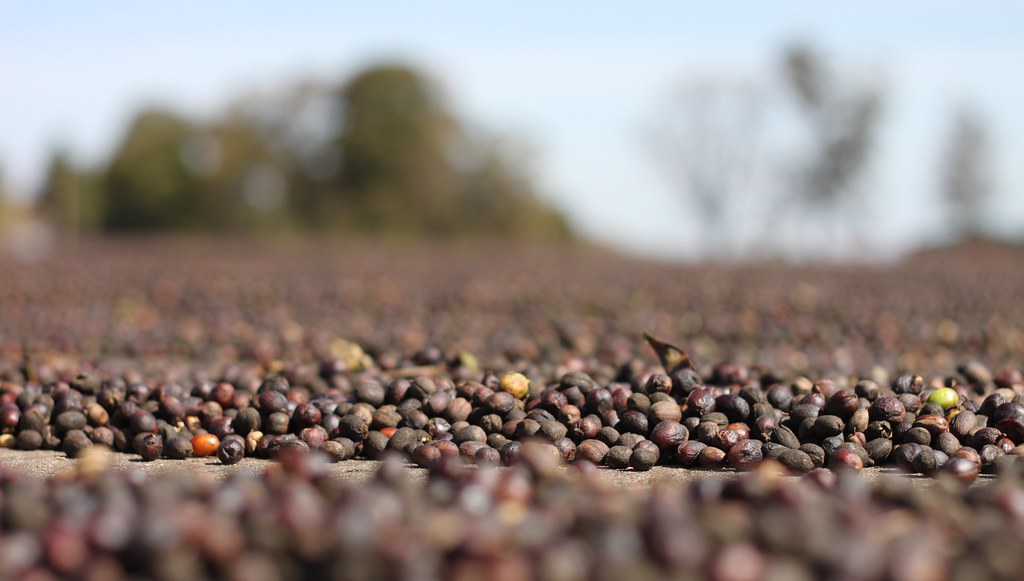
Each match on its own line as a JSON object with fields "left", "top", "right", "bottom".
{"left": 2, "top": 2, "right": 1022, "bottom": 259}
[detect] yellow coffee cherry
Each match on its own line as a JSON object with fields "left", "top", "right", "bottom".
{"left": 499, "top": 372, "right": 530, "bottom": 399}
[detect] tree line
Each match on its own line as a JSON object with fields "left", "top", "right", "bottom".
{"left": 34, "top": 64, "right": 571, "bottom": 242}
{"left": 6, "top": 46, "right": 1004, "bottom": 255}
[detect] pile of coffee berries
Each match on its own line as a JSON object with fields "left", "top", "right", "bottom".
{"left": 2, "top": 452, "right": 1024, "bottom": 580}
{"left": 1, "top": 336, "right": 1022, "bottom": 483}
{"left": 2, "top": 242, "right": 1022, "bottom": 481}
{"left": 2, "top": 241, "right": 1022, "bottom": 381}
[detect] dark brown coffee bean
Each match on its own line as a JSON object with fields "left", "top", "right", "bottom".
{"left": 778, "top": 449, "right": 814, "bottom": 473}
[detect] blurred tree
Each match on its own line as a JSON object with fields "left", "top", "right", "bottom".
{"left": 38, "top": 148, "right": 104, "bottom": 238}
{"left": 99, "top": 107, "right": 299, "bottom": 232}
{"left": 459, "top": 135, "right": 571, "bottom": 241}
{"left": 648, "top": 79, "right": 764, "bottom": 257}
{"left": 0, "top": 164, "right": 7, "bottom": 228}
{"left": 334, "top": 65, "right": 462, "bottom": 235}
{"left": 782, "top": 43, "right": 882, "bottom": 215}
{"left": 941, "top": 107, "right": 991, "bottom": 239}
{"left": 100, "top": 109, "right": 200, "bottom": 230}
{"left": 60, "top": 64, "right": 569, "bottom": 240}
{"left": 330, "top": 63, "right": 569, "bottom": 240}
{"left": 228, "top": 80, "right": 343, "bottom": 229}
{"left": 202, "top": 110, "right": 297, "bottom": 231}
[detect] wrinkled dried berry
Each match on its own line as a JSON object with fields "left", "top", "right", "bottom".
{"left": 727, "top": 439, "right": 762, "bottom": 471}
{"left": 778, "top": 449, "right": 814, "bottom": 472}
{"left": 165, "top": 437, "right": 193, "bottom": 459}
{"left": 629, "top": 440, "right": 660, "bottom": 471}
{"left": 137, "top": 433, "right": 163, "bottom": 461}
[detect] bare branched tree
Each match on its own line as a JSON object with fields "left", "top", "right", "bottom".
{"left": 781, "top": 44, "right": 882, "bottom": 251}
{"left": 649, "top": 78, "right": 764, "bottom": 258}
{"left": 941, "top": 107, "right": 991, "bottom": 239}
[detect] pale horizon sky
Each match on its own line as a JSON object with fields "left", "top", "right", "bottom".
{"left": 2, "top": 2, "right": 1022, "bottom": 259}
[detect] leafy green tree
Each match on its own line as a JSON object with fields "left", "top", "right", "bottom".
{"left": 101, "top": 109, "right": 202, "bottom": 230}
{"left": 0, "top": 164, "right": 7, "bottom": 221}
{"left": 459, "top": 136, "right": 570, "bottom": 240}
{"left": 0, "top": 165, "right": 8, "bottom": 231}
{"left": 216, "top": 83, "right": 339, "bottom": 232}
{"left": 331, "top": 63, "right": 569, "bottom": 240}
{"left": 334, "top": 65, "right": 462, "bottom": 235}
{"left": 202, "top": 112, "right": 297, "bottom": 231}
{"left": 38, "top": 148, "right": 104, "bottom": 238}
{"left": 75, "top": 64, "right": 570, "bottom": 241}
{"left": 99, "top": 107, "right": 293, "bottom": 232}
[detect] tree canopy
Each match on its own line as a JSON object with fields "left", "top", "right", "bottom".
{"left": 40, "top": 64, "right": 570, "bottom": 242}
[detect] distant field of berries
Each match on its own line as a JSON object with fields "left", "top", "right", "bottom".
{"left": 2, "top": 239, "right": 1024, "bottom": 579}
{"left": 0, "top": 238, "right": 1019, "bottom": 475}
{"left": 2, "top": 239, "right": 1021, "bottom": 380}
{"left": 0, "top": 238, "right": 1022, "bottom": 473}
